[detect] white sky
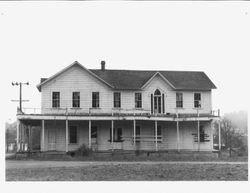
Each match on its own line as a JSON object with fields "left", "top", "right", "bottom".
{"left": 0, "top": 2, "right": 250, "bottom": 124}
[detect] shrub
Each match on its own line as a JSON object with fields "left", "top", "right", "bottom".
{"left": 75, "top": 144, "right": 93, "bottom": 156}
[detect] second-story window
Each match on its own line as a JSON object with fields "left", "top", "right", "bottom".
{"left": 176, "top": 92, "right": 183, "bottom": 108}
{"left": 194, "top": 93, "right": 201, "bottom": 108}
{"left": 72, "top": 92, "right": 80, "bottom": 108}
{"left": 113, "top": 92, "right": 121, "bottom": 108}
{"left": 52, "top": 92, "right": 60, "bottom": 108}
{"left": 92, "top": 92, "right": 100, "bottom": 108}
{"left": 135, "top": 93, "right": 142, "bottom": 108}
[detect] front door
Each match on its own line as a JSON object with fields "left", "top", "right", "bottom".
{"left": 48, "top": 128, "right": 56, "bottom": 151}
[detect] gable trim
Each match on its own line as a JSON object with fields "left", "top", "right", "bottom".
{"left": 141, "top": 72, "right": 176, "bottom": 90}
{"left": 36, "top": 61, "right": 114, "bottom": 91}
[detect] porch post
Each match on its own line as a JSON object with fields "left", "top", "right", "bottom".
{"left": 88, "top": 120, "right": 91, "bottom": 148}
{"left": 197, "top": 122, "right": 200, "bottom": 152}
{"left": 176, "top": 114, "right": 180, "bottom": 152}
{"left": 133, "top": 119, "right": 136, "bottom": 148}
{"left": 16, "top": 119, "right": 20, "bottom": 152}
{"left": 111, "top": 120, "right": 114, "bottom": 151}
{"left": 155, "top": 120, "right": 158, "bottom": 152}
{"left": 218, "top": 119, "right": 221, "bottom": 151}
{"left": 65, "top": 119, "right": 68, "bottom": 152}
{"left": 41, "top": 120, "right": 45, "bottom": 152}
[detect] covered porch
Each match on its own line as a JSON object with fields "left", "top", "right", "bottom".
{"left": 16, "top": 114, "right": 217, "bottom": 153}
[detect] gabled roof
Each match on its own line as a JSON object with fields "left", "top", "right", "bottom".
{"left": 37, "top": 61, "right": 217, "bottom": 91}
{"left": 90, "top": 69, "right": 216, "bottom": 90}
{"left": 37, "top": 61, "right": 114, "bottom": 91}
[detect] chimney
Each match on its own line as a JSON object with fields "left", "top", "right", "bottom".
{"left": 101, "top": 60, "right": 106, "bottom": 71}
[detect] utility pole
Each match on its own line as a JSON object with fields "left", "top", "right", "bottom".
{"left": 12, "top": 82, "right": 29, "bottom": 152}
{"left": 11, "top": 82, "right": 29, "bottom": 112}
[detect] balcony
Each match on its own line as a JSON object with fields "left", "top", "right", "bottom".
{"left": 17, "top": 107, "right": 220, "bottom": 121}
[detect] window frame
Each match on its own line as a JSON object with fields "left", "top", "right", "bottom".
{"left": 52, "top": 92, "right": 60, "bottom": 108}
{"left": 91, "top": 126, "right": 98, "bottom": 144}
{"left": 194, "top": 93, "right": 201, "bottom": 108}
{"left": 135, "top": 92, "right": 142, "bottom": 108}
{"left": 110, "top": 127, "right": 123, "bottom": 142}
{"left": 113, "top": 92, "right": 121, "bottom": 108}
{"left": 176, "top": 92, "right": 183, "bottom": 108}
{"left": 199, "top": 125, "right": 205, "bottom": 143}
{"left": 69, "top": 125, "right": 77, "bottom": 144}
{"left": 72, "top": 92, "right": 80, "bottom": 108}
{"left": 135, "top": 125, "right": 141, "bottom": 143}
{"left": 92, "top": 92, "right": 100, "bottom": 108}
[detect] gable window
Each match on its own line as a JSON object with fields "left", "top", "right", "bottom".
{"left": 110, "top": 128, "right": 122, "bottom": 142}
{"left": 176, "top": 92, "right": 183, "bottom": 108}
{"left": 154, "top": 125, "right": 162, "bottom": 143}
{"left": 154, "top": 89, "right": 162, "bottom": 114}
{"left": 194, "top": 93, "right": 201, "bottom": 108}
{"left": 69, "top": 126, "right": 77, "bottom": 144}
{"left": 52, "top": 92, "right": 60, "bottom": 108}
{"left": 113, "top": 92, "right": 121, "bottom": 108}
{"left": 135, "top": 93, "right": 142, "bottom": 108}
{"left": 199, "top": 126, "right": 205, "bottom": 142}
{"left": 92, "top": 92, "right": 100, "bottom": 108}
{"left": 72, "top": 92, "right": 80, "bottom": 108}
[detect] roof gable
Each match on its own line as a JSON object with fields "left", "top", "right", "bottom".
{"left": 90, "top": 69, "right": 216, "bottom": 90}
{"left": 36, "top": 61, "right": 114, "bottom": 91}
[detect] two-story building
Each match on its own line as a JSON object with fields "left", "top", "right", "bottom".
{"left": 16, "top": 61, "right": 219, "bottom": 153}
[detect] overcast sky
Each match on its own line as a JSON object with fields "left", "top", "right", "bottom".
{"left": 0, "top": 2, "right": 249, "bottom": 123}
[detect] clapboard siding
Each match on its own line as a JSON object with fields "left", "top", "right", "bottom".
{"left": 41, "top": 66, "right": 212, "bottom": 114}
{"left": 43, "top": 120, "right": 213, "bottom": 151}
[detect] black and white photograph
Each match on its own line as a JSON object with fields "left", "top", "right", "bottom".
{"left": 0, "top": 1, "right": 249, "bottom": 193}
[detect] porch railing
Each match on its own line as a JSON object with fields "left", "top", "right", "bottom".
{"left": 19, "top": 107, "right": 220, "bottom": 117}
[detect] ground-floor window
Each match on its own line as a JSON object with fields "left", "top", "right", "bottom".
{"left": 69, "top": 126, "right": 77, "bottom": 144}
{"left": 199, "top": 125, "right": 205, "bottom": 142}
{"left": 91, "top": 126, "right": 97, "bottom": 144}
{"left": 135, "top": 125, "right": 140, "bottom": 143}
{"left": 153, "top": 125, "right": 162, "bottom": 143}
{"left": 110, "top": 127, "right": 123, "bottom": 142}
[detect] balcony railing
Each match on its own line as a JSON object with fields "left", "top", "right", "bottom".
{"left": 18, "top": 107, "right": 220, "bottom": 118}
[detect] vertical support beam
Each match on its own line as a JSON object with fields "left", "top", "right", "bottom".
{"left": 41, "top": 120, "right": 45, "bottom": 152}
{"left": 155, "top": 120, "right": 158, "bottom": 152}
{"left": 133, "top": 119, "right": 136, "bottom": 149}
{"left": 16, "top": 119, "right": 20, "bottom": 152}
{"left": 88, "top": 120, "right": 91, "bottom": 149}
{"left": 29, "top": 126, "right": 32, "bottom": 152}
{"left": 197, "top": 120, "right": 200, "bottom": 152}
{"left": 111, "top": 120, "right": 114, "bottom": 151}
{"left": 65, "top": 119, "right": 68, "bottom": 152}
{"left": 197, "top": 109, "right": 200, "bottom": 152}
{"left": 218, "top": 119, "right": 221, "bottom": 151}
{"left": 176, "top": 115, "right": 180, "bottom": 152}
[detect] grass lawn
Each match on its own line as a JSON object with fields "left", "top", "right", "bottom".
{"left": 6, "top": 163, "right": 248, "bottom": 181}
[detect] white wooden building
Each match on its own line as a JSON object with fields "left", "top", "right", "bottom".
{"left": 16, "top": 61, "right": 219, "bottom": 152}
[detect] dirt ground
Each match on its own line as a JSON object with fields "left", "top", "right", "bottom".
{"left": 6, "top": 161, "right": 248, "bottom": 181}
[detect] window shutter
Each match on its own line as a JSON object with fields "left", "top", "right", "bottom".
{"left": 151, "top": 94, "right": 153, "bottom": 114}
{"left": 162, "top": 94, "right": 165, "bottom": 114}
